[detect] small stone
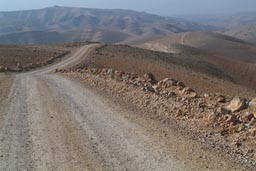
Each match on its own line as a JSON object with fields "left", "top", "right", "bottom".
{"left": 242, "top": 112, "right": 254, "bottom": 122}
{"left": 161, "top": 78, "right": 178, "bottom": 87}
{"left": 152, "top": 85, "right": 158, "bottom": 90}
{"left": 205, "top": 112, "right": 217, "bottom": 124}
{"left": 176, "top": 109, "right": 183, "bottom": 117}
{"left": 145, "top": 86, "right": 154, "bottom": 92}
{"left": 226, "top": 115, "right": 238, "bottom": 124}
{"left": 143, "top": 73, "right": 156, "bottom": 82}
{"left": 107, "top": 68, "right": 115, "bottom": 74}
{"left": 162, "top": 90, "right": 168, "bottom": 95}
{"left": 216, "top": 95, "right": 226, "bottom": 103}
{"left": 188, "top": 92, "right": 197, "bottom": 98}
{"left": 204, "top": 93, "right": 210, "bottom": 98}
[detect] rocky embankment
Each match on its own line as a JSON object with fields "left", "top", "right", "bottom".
{"left": 58, "top": 67, "right": 256, "bottom": 166}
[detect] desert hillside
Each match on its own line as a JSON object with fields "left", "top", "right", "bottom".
{"left": 140, "top": 32, "right": 256, "bottom": 90}
{"left": 69, "top": 44, "right": 256, "bottom": 98}
{"left": 223, "top": 25, "right": 256, "bottom": 44}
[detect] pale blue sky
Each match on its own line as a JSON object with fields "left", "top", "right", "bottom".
{"left": 0, "top": 0, "right": 256, "bottom": 15}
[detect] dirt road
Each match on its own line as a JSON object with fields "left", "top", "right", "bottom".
{"left": 0, "top": 44, "right": 252, "bottom": 171}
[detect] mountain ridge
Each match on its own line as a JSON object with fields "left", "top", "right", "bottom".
{"left": 0, "top": 6, "right": 214, "bottom": 44}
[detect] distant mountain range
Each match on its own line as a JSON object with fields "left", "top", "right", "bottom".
{"left": 0, "top": 6, "right": 256, "bottom": 45}
{"left": 179, "top": 12, "right": 256, "bottom": 44}
{"left": 0, "top": 6, "right": 214, "bottom": 44}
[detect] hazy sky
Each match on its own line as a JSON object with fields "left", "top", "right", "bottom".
{"left": 0, "top": 0, "right": 256, "bottom": 15}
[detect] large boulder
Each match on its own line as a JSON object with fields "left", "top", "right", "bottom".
{"left": 225, "top": 96, "right": 247, "bottom": 112}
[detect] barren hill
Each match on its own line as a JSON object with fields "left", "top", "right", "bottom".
{"left": 223, "top": 25, "right": 256, "bottom": 44}
{"left": 140, "top": 32, "right": 256, "bottom": 90}
{"left": 0, "top": 6, "right": 213, "bottom": 44}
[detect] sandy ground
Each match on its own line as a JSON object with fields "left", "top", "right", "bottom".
{"left": 0, "top": 44, "right": 253, "bottom": 171}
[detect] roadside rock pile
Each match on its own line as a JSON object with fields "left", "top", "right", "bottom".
{"left": 59, "top": 67, "right": 256, "bottom": 164}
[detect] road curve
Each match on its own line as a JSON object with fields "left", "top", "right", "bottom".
{"left": 180, "top": 32, "right": 190, "bottom": 45}
{"left": 0, "top": 44, "right": 251, "bottom": 171}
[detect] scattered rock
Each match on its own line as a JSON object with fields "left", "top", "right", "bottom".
{"left": 143, "top": 73, "right": 154, "bottom": 80}
{"left": 143, "top": 73, "right": 156, "bottom": 83}
{"left": 188, "top": 92, "right": 197, "bottom": 98}
{"left": 204, "top": 112, "right": 217, "bottom": 125}
{"left": 242, "top": 112, "right": 254, "bottom": 123}
{"left": 217, "top": 107, "right": 230, "bottom": 114}
{"left": 152, "top": 85, "right": 158, "bottom": 90}
{"left": 161, "top": 78, "right": 177, "bottom": 87}
{"left": 225, "top": 96, "right": 247, "bottom": 112}
{"left": 181, "top": 87, "right": 197, "bottom": 98}
{"left": 226, "top": 115, "right": 239, "bottom": 125}
{"left": 204, "top": 93, "right": 210, "bottom": 98}
{"left": 145, "top": 86, "right": 154, "bottom": 93}
{"left": 107, "top": 68, "right": 115, "bottom": 74}
{"left": 177, "top": 81, "right": 185, "bottom": 88}
{"left": 181, "top": 87, "right": 194, "bottom": 94}
{"left": 249, "top": 98, "right": 256, "bottom": 117}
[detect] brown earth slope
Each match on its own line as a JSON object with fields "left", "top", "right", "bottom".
{"left": 140, "top": 32, "right": 256, "bottom": 90}
{"left": 72, "top": 44, "right": 256, "bottom": 98}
